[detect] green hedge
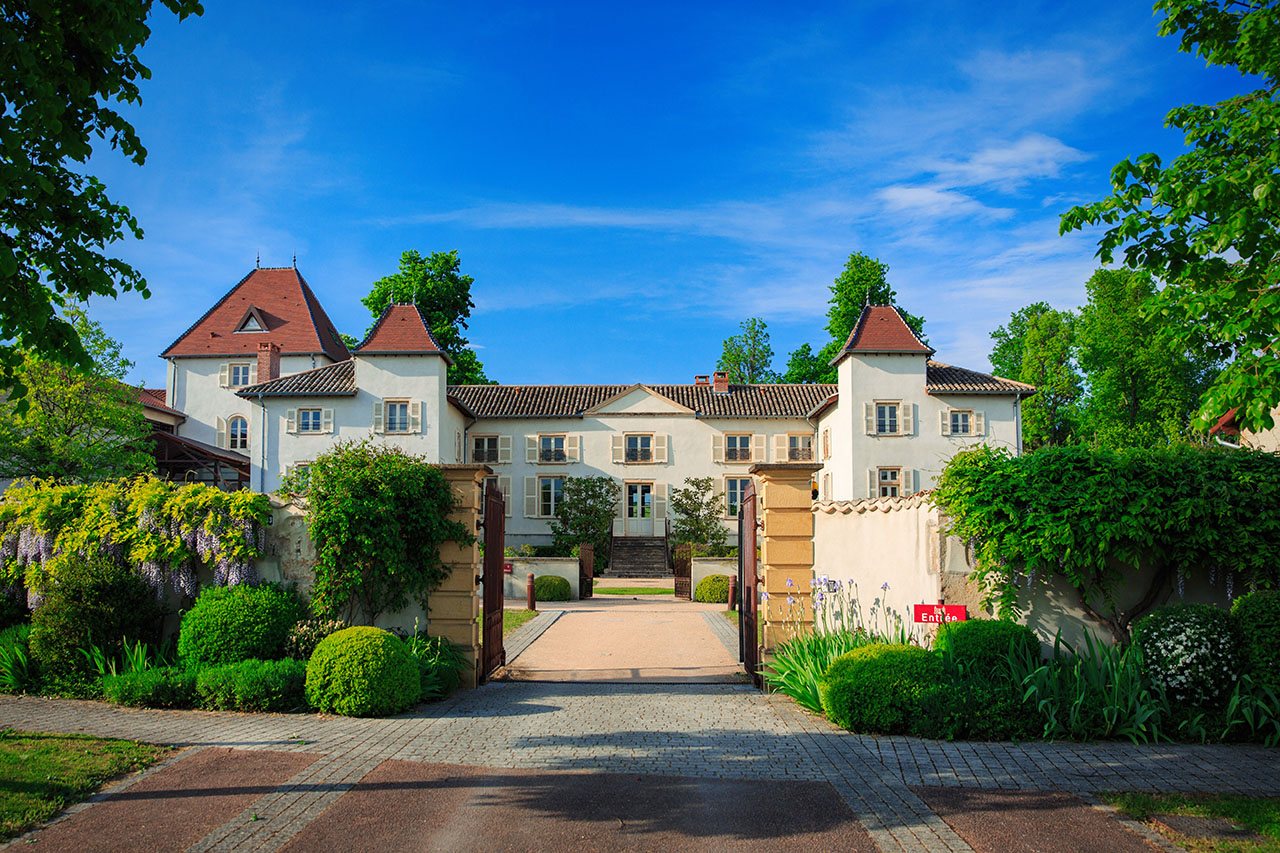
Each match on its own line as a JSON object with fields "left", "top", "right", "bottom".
{"left": 178, "top": 584, "right": 305, "bottom": 668}
{"left": 533, "top": 575, "right": 571, "bottom": 602}
{"left": 29, "top": 555, "right": 160, "bottom": 679}
{"left": 1232, "top": 591, "right": 1280, "bottom": 691}
{"left": 305, "top": 627, "right": 419, "bottom": 717}
{"left": 196, "top": 659, "right": 307, "bottom": 712}
{"left": 819, "top": 644, "right": 942, "bottom": 734}
{"left": 102, "top": 667, "right": 197, "bottom": 709}
{"left": 935, "top": 619, "right": 1039, "bottom": 672}
{"left": 694, "top": 574, "right": 732, "bottom": 604}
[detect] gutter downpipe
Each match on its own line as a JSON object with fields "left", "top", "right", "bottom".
{"left": 1015, "top": 397, "right": 1023, "bottom": 456}
{"left": 257, "top": 392, "right": 268, "bottom": 492}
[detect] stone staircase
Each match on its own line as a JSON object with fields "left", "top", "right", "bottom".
{"left": 607, "top": 536, "right": 671, "bottom": 578}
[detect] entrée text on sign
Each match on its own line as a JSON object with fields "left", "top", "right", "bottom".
{"left": 913, "top": 604, "right": 968, "bottom": 624}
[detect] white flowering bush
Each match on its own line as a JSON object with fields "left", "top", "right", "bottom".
{"left": 1133, "top": 604, "right": 1240, "bottom": 708}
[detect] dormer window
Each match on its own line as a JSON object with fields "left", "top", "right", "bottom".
{"left": 235, "top": 307, "right": 268, "bottom": 333}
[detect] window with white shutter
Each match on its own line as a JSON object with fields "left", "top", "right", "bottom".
{"left": 566, "top": 434, "right": 581, "bottom": 462}
{"left": 523, "top": 477, "right": 537, "bottom": 518}
{"left": 372, "top": 402, "right": 384, "bottom": 433}
{"left": 653, "top": 434, "right": 668, "bottom": 463}
{"left": 974, "top": 411, "right": 986, "bottom": 436}
{"left": 773, "top": 434, "right": 788, "bottom": 462}
{"left": 611, "top": 434, "right": 624, "bottom": 463}
{"left": 526, "top": 435, "right": 538, "bottom": 463}
{"left": 712, "top": 433, "right": 725, "bottom": 463}
{"left": 653, "top": 482, "right": 668, "bottom": 519}
{"left": 497, "top": 434, "right": 513, "bottom": 463}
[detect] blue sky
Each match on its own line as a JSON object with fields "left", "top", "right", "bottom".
{"left": 86, "top": 0, "right": 1248, "bottom": 388}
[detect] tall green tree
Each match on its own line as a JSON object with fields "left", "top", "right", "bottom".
{"left": 669, "top": 477, "right": 727, "bottom": 547}
{"left": 1018, "top": 309, "right": 1081, "bottom": 450}
{"left": 1060, "top": 0, "right": 1279, "bottom": 433}
{"left": 718, "top": 318, "right": 780, "bottom": 383}
{"left": 360, "top": 250, "right": 491, "bottom": 384}
{"left": 550, "top": 476, "right": 620, "bottom": 565}
{"left": 0, "top": 306, "right": 152, "bottom": 482}
{"left": 1075, "top": 269, "right": 1219, "bottom": 446}
{"left": 784, "top": 252, "right": 925, "bottom": 383}
{"left": 988, "top": 302, "right": 1053, "bottom": 381}
{"left": 0, "top": 0, "right": 203, "bottom": 405}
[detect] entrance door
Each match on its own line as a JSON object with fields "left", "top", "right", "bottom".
{"left": 625, "top": 482, "right": 653, "bottom": 536}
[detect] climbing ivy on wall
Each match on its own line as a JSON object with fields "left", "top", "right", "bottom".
{"left": 0, "top": 476, "right": 271, "bottom": 604}
{"left": 277, "top": 440, "right": 471, "bottom": 623}
{"left": 933, "top": 444, "right": 1280, "bottom": 642}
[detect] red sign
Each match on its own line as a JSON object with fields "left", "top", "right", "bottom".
{"left": 913, "top": 604, "right": 967, "bottom": 624}
{"left": 503, "top": 562, "right": 514, "bottom": 575}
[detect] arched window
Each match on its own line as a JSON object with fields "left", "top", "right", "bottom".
{"left": 228, "top": 416, "right": 249, "bottom": 450}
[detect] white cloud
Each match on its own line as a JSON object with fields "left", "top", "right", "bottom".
{"left": 877, "top": 186, "right": 1013, "bottom": 221}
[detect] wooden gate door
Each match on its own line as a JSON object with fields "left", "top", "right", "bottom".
{"left": 738, "top": 480, "right": 761, "bottom": 687}
{"left": 673, "top": 543, "right": 692, "bottom": 600}
{"left": 480, "top": 482, "right": 505, "bottom": 683}
{"left": 578, "top": 544, "right": 594, "bottom": 599}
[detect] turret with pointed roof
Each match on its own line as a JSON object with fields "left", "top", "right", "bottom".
{"left": 829, "top": 305, "right": 933, "bottom": 365}
{"left": 354, "top": 303, "right": 454, "bottom": 364}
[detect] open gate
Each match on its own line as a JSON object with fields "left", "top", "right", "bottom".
{"left": 737, "top": 480, "right": 761, "bottom": 687}
{"left": 479, "top": 482, "right": 505, "bottom": 683}
{"left": 673, "top": 543, "right": 692, "bottom": 600}
{"left": 578, "top": 544, "right": 594, "bottom": 599}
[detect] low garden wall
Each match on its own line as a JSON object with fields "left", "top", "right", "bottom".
{"left": 503, "top": 557, "right": 580, "bottom": 600}
{"left": 691, "top": 558, "right": 735, "bottom": 596}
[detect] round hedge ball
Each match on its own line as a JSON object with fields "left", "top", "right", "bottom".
{"left": 533, "top": 575, "right": 571, "bottom": 601}
{"left": 305, "top": 626, "right": 420, "bottom": 717}
{"left": 934, "top": 618, "right": 1039, "bottom": 671}
{"left": 177, "top": 583, "right": 305, "bottom": 668}
{"left": 693, "top": 574, "right": 732, "bottom": 604}
{"left": 818, "top": 643, "right": 942, "bottom": 734}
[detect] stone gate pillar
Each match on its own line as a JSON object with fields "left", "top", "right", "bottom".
{"left": 435, "top": 465, "right": 488, "bottom": 688}
{"left": 750, "top": 463, "right": 820, "bottom": 650}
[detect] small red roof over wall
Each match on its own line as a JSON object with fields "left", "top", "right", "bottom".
{"left": 161, "top": 268, "right": 350, "bottom": 361}
{"left": 355, "top": 304, "right": 452, "bottom": 361}
{"left": 831, "top": 305, "right": 933, "bottom": 363}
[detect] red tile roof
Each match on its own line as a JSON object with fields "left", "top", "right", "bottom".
{"left": 832, "top": 305, "right": 933, "bottom": 362}
{"left": 236, "top": 359, "right": 356, "bottom": 397}
{"left": 1210, "top": 408, "right": 1240, "bottom": 436}
{"left": 161, "top": 268, "right": 350, "bottom": 362}
{"left": 137, "top": 387, "right": 185, "bottom": 419}
{"left": 926, "top": 362, "right": 1036, "bottom": 396}
{"left": 448, "top": 383, "right": 839, "bottom": 418}
{"left": 355, "top": 304, "right": 452, "bottom": 362}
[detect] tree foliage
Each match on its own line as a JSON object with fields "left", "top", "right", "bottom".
{"left": 933, "top": 444, "right": 1280, "bottom": 643}
{"left": 669, "top": 477, "right": 726, "bottom": 547}
{"left": 277, "top": 441, "right": 470, "bottom": 623}
{"left": 717, "top": 317, "right": 779, "bottom": 383}
{"left": 1059, "top": 0, "right": 1280, "bottom": 433}
{"left": 0, "top": 306, "right": 152, "bottom": 481}
{"left": 784, "top": 252, "right": 925, "bottom": 383}
{"left": 988, "top": 301, "right": 1053, "bottom": 381}
{"left": 549, "top": 476, "right": 619, "bottom": 566}
{"left": 1017, "top": 308, "right": 1081, "bottom": 449}
{"left": 360, "top": 250, "right": 490, "bottom": 384}
{"left": 0, "top": 0, "right": 203, "bottom": 403}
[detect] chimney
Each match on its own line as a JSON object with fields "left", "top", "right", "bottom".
{"left": 257, "top": 342, "right": 280, "bottom": 383}
{"left": 712, "top": 370, "right": 729, "bottom": 394}
{"left": 694, "top": 375, "right": 710, "bottom": 386}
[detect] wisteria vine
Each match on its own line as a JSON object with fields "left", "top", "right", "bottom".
{"left": 0, "top": 476, "right": 271, "bottom": 603}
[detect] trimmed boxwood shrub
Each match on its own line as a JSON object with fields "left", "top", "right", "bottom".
{"left": 533, "top": 575, "right": 571, "bottom": 602}
{"left": 103, "top": 667, "right": 197, "bottom": 708}
{"left": 29, "top": 555, "right": 160, "bottom": 678}
{"left": 305, "top": 626, "right": 419, "bottom": 716}
{"left": 934, "top": 619, "right": 1040, "bottom": 672}
{"left": 694, "top": 574, "right": 732, "bottom": 604}
{"left": 913, "top": 675, "right": 1042, "bottom": 741}
{"left": 196, "top": 659, "right": 307, "bottom": 712}
{"left": 1133, "top": 604, "right": 1240, "bottom": 708}
{"left": 178, "top": 583, "right": 305, "bottom": 668}
{"left": 1231, "top": 590, "right": 1280, "bottom": 691}
{"left": 819, "top": 644, "right": 942, "bottom": 734}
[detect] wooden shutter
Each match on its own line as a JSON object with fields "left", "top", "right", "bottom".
{"left": 712, "top": 433, "right": 725, "bottom": 463}
{"left": 822, "top": 429, "right": 830, "bottom": 460}
{"left": 901, "top": 403, "right": 914, "bottom": 436}
{"left": 653, "top": 482, "right": 668, "bottom": 519}
{"left": 611, "top": 434, "right": 624, "bottom": 463}
{"left": 751, "top": 433, "right": 765, "bottom": 461}
{"left": 940, "top": 409, "right": 951, "bottom": 435}
{"left": 285, "top": 409, "right": 297, "bottom": 434}
{"left": 215, "top": 416, "right": 227, "bottom": 449}
{"left": 410, "top": 401, "right": 422, "bottom": 433}
{"left": 524, "top": 477, "right": 538, "bottom": 517}
{"left": 903, "top": 469, "right": 915, "bottom": 495}
{"left": 248, "top": 362, "right": 258, "bottom": 385}
{"left": 773, "top": 434, "right": 788, "bottom": 462}
{"left": 868, "top": 469, "right": 877, "bottom": 498}
{"left": 455, "top": 430, "right": 463, "bottom": 462}
{"left": 498, "top": 476, "right": 512, "bottom": 517}
{"left": 823, "top": 473, "right": 831, "bottom": 500}
{"left": 322, "top": 408, "right": 334, "bottom": 434}
{"left": 864, "top": 402, "right": 875, "bottom": 435}
{"left": 566, "top": 434, "right": 581, "bottom": 462}
{"left": 498, "top": 434, "right": 513, "bottom": 463}
{"left": 974, "top": 411, "right": 986, "bottom": 437}
{"left": 372, "top": 401, "right": 384, "bottom": 433}
{"left": 526, "top": 435, "right": 538, "bottom": 463}
{"left": 654, "top": 434, "right": 668, "bottom": 463}
{"left": 218, "top": 363, "right": 230, "bottom": 388}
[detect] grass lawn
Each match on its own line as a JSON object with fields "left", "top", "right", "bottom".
{"left": 1102, "top": 792, "right": 1280, "bottom": 852}
{"left": 503, "top": 609, "right": 539, "bottom": 634}
{"left": 594, "top": 587, "right": 674, "bottom": 596}
{"left": 0, "top": 729, "right": 170, "bottom": 841}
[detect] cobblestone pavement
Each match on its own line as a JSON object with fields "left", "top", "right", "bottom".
{"left": 1, "top": 685, "right": 1275, "bottom": 852}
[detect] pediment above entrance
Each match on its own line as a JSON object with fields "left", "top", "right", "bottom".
{"left": 584, "top": 384, "right": 695, "bottom": 416}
